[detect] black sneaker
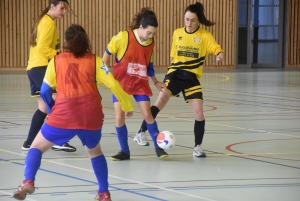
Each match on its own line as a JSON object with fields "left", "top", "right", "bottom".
{"left": 111, "top": 150, "right": 130, "bottom": 161}
{"left": 22, "top": 141, "right": 30, "bottom": 151}
{"left": 156, "top": 148, "right": 168, "bottom": 158}
{"left": 51, "top": 142, "right": 76, "bottom": 152}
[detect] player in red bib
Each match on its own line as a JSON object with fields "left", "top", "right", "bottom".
{"left": 13, "top": 24, "right": 134, "bottom": 201}
{"left": 103, "top": 8, "right": 168, "bottom": 160}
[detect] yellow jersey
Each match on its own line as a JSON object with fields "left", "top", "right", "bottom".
{"left": 27, "top": 14, "right": 60, "bottom": 70}
{"left": 168, "top": 27, "right": 223, "bottom": 79}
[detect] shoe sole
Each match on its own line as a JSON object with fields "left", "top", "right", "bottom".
{"left": 21, "top": 147, "right": 30, "bottom": 151}
{"left": 51, "top": 148, "right": 76, "bottom": 152}
{"left": 158, "top": 155, "right": 168, "bottom": 159}
{"left": 133, "top": 138, "right": 150, "bottom": 146}
{"left": 193, "top": 153, "right": 206, "bottom": 157}
{"left": 110, "top": 157, "right": 130, "bottom": 161}
{"left": 13, "top": 187, "right": 35, "bottom": 200}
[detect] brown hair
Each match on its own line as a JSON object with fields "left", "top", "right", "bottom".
{"left": 129, "top": 7, "right": 158, "bottom": 30}
{"left": 29, "top": 0, "right": 69, "bottom": 46}
{"left": 63, "top": 24, "right": 92, "bottom": 58}
{"left": 185, "top": 2, "right": 215, "bottom": 26}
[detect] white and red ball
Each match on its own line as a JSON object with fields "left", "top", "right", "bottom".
{"left": 156, "top": 131, "right": 176, "bottom": 150}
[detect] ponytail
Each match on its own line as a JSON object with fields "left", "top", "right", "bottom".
{"left": 185, "top": 2, "right": 215, "bottom": 27}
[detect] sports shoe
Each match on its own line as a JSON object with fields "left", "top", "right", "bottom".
{"left": 133, "top": 131, "right": 149, "bottom": 146}
{"left": 21, "top": 141, "right": 30, "bottom": 151}
{"left": 110, "top": 150, "right": 130, "bottom": 161}
{"left": 51, "top": 142, "right": 76, "bottom": 152}
{"left": 13, "top": 179, "right": 35, "bottom": 200}
{"left": 94, "top": 191, "right": 112, "bottom": 201}
{"left": 193, "top": 145, "right": 206, "bottom": 157}
{"left": 155, "top": 148, "right": 168, "bottom": 158}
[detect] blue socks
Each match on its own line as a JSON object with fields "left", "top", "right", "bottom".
{"left": 116, "top": 124, "right": 130, "bottom": 154}
{"left": 24, "top": 148, "right": 42, "bottom": 181}
{"left": 23, "top": 149, "right": 109, "bottom": 194}
{"left": 146, "top": 121, "right": 160, "bottom": 150}
{"left": 91, "top": 155, "right": 109, "bottom": 193}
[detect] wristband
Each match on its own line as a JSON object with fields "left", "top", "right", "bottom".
{"left": 154, "top": 81, "right": 159, "bottom": 85}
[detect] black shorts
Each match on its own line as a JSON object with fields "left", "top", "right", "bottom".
{"left": 27, "top": 66, "right": 47, "bottom": 97}
{"left": 163, "top": 70, "right": 203, "bottom": 103}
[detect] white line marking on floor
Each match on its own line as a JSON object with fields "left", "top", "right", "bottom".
{"left": 0, "top": 149, "right": 217, "bottom": 201}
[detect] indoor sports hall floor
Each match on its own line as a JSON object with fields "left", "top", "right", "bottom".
{"left": 0, "top": 68, "right": 300, "bottom": 201}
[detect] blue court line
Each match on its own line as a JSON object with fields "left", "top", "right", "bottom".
{"left": 0, "top": 158, "right": 167, "bottom": 201}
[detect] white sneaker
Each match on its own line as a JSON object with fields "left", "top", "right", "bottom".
{"left": 133, "top": 132, "right": 149, "bottom": 146}
{"left": 193, "top": 145, "right": 206, "bottom": 157}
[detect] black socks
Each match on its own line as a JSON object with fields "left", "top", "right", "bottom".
{"left": 26, "top": 109, "right": 47, "bottom": 144}
{"left": 194, "top": 119, "right": 205, "bottom": 147}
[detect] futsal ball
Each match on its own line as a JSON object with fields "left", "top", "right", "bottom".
{"left": 157, "top": 131, "right": 176, "bottom": 150}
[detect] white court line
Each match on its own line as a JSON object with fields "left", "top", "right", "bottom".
{"left": 0, "top": 149, "right": 217, "bottom": 201}
{"left": 162, "top": 116, "right": 300, "bottom": 138}
{"left": 0, "top": 190, "right": 37, "bottom": 201}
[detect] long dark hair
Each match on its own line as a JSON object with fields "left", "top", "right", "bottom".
{"left": 63, "top": 24, "right": 92, "bottom": 58}
{"left": 185, "top": 2, "right": 215, "bottom": 26}
{"left": 129, "top": 7, "right": 158, "bottom": 29}
{"left": 29, "top": 0, "right": 69, "bottom": 46}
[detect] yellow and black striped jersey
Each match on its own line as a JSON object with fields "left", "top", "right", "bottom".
{"left": 27, "top": 15, "right": 60, "bottom": 70}
{"left": 168, "top": 27, "right": 223, "bottom": 79}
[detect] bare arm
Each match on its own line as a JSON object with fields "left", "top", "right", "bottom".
{"left": 102, "top": 51, "right": 111, "bottom": 65}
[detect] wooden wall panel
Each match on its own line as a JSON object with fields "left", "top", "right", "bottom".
{"left": 287, "top": 0, "right": 300, "bottom": 67}
{"left": 0, "top": 0, "right": 237, "bottom": 69}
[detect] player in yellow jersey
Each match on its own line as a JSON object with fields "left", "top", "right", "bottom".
{"left": 103, "top": 8, "right": 168, "bottom": 160}
{"left": 22, "top": 0, "right": 76, "bottom": 152}
{"left": 13, "top": 24, "right": 132, "bottom": 201}
{"left": 136, "top": 2, "right": 224, "bottom": 157}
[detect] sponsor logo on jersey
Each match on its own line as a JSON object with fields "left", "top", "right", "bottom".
{"left": 194, "top": 37, "right": 201, "bottom": 44}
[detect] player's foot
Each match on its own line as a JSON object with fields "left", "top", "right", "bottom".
{"left": 110, "top": 150, "right": 130, "bottom": 161}
{"left": 155, "top": 148, "right": 168, "bottom": 158}
{"left": 133, "top": 131, "right": 149, "bottom": 146}
{"left": 51, "top": 142, "right": 76, "bottom": 152}
{"left": 193, "top": 145, "right": 206, "bottom": 157}
{"left": 94, "top": 191, "right": 112, "bottom": 201}
{"left": 22, "top": 141, "right": 30, "bottom": 151}
{"left": 13, "top": 179, "right": 35, "bottom": 200}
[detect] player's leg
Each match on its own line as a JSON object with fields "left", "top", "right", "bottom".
{"left": 137, "top": 98, "right": 168, "bottom": 158}
{"left": 78, "top": 130, "right": 111, "bottom": 201}
{"left": 111, "top": 95, "right": 130, "bottom": 160}
{"left": 182, "top": 72, "right": 206, "bottom": 157}
{"left": 135, "top": 73, "right": 175, "bottom": 144}
{"left": 23, "top": 68, "right": 48, "bottom": 151}
{"left": 189, "top": 100, "right": 206, "bottom": 157}
{"left": 13, "top": 129, "right": 54, "bottom": 200}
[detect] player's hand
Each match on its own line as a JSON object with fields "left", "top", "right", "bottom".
{"left": 216, "top": 53, "right": 224, "bottom": 62}
{"left": 155, "top": 81, "right": 166, "bottom": 91}
{"left": 126, "top": 111, "right": 133, "bottom": 118}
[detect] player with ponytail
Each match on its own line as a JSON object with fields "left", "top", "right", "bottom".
{"left": 136, "top": 2, "right": 224, "bottom": 158}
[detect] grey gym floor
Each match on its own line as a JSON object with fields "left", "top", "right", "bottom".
{"left": 0, "top": 68, "right": 300, "bottom": 201}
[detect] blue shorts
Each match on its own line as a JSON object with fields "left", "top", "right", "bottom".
{"left": 41, "top": 123, "right": 101, "bottom": 149}
{"left": 112, "top": 94, "right": 150, "bottom": 103}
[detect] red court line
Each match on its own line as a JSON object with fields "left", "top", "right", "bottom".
{"left": 226, "top": 138, "right": 300, "bottom": 162}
